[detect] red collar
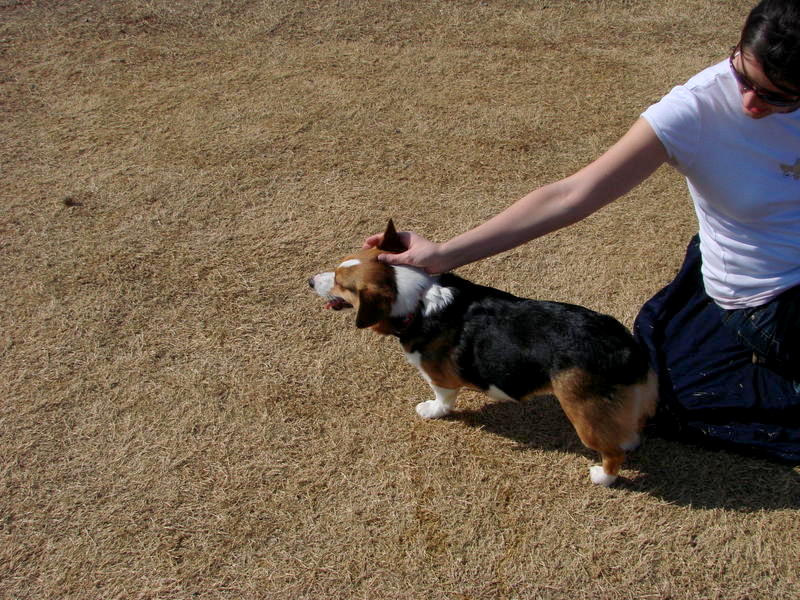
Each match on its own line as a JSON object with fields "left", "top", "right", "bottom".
{"left": 390, "top": 311, "right": 417, "bottom": 336}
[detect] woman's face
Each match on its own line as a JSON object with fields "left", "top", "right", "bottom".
{"left": 731, "top": 48, "right": 800, "bottom": 119}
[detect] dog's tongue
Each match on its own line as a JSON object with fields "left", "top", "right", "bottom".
{"left": 325, "top": 298, "right": 351, "bottom": 311}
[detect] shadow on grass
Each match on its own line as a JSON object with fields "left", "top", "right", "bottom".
{"left": 453, "top": 396, "right": 800, "bottom": 512}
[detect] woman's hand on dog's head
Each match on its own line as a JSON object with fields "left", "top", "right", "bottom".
{"left": 362, "top": 230, "right": 447, "bottom": 274}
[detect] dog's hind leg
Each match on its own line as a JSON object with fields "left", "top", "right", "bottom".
{"left": 589, "top": 375, "right": 658, "bottom": 485}
{"left": 551, "top": 369, "right": 634, "bottom": 486}
{"left": 416, "top": 385, "right": 459, "bottom": 419}
{"left": 600, "top": 370, "right": 658, "bottom": 455}
{"left": 566, "top": 407, "right": 627, "bottom": 487}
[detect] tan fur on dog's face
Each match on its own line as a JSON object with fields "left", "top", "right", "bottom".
{"left": 310, "top": 248, "right": 398, "bottom": 331}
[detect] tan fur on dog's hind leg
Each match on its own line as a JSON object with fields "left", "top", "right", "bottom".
{"left": 637, "top": 369, "right": 659, "bottom": 429}
{"left": 615, "top": 369, "right": 659, "bottom": 453}
{"left": 593, "top": 372, "right": 658, "bottom": 485}
{"left": 551, "top": 368, "right": 648, "bottom": 486}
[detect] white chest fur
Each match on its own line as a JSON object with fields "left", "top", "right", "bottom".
{"left": 391, "top": 266, "right": 454, "bottom": 318}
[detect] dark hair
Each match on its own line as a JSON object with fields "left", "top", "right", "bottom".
{"left": 740, "top": 0, "right": 800, "bottom": 93}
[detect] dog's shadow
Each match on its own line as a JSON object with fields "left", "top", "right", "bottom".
{"left": 452, "top": 394, "right": 800, "bottom": 512}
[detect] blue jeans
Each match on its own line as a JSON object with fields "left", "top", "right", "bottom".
{"left": 634, "top": 236, "right": 800, "bottom": 462}
{"left": 718, "top": 284, "right": 800, "bottom": 381}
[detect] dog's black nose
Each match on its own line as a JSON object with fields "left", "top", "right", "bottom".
{"left": 308, "top": 277, "right": 315, "bottom": 289}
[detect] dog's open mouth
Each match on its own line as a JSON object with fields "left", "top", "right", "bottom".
{"left": 325, "top": 297, "right": 352, "bottom": 311}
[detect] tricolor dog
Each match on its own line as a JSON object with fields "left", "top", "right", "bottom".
{"left": 309, "top": 221, "right": 657, "bottom": 486}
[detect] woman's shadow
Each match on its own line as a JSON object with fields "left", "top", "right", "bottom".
{"left": 452, "top": 393, "right": 800, "bottom": 512}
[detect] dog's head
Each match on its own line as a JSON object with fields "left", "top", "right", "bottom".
{"left": 309, "top": 220, "right": 409, "bottom": 331}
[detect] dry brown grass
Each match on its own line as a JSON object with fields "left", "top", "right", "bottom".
{"left": 2, "top": 1, "right": 799, "bottom": 598}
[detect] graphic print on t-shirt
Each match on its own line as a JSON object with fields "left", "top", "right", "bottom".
{"left": 779, "top": 158, "right": 800, "bottom": 180}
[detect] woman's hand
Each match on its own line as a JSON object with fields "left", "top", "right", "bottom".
{"left": 362, "top": 229, "right": 449, "bottom": 274}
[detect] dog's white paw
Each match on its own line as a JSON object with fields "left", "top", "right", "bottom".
{"left": 589, "top": 465, "right": 618, "bottom": 487}
{"left": 415, "top": 400, "right": 451, "bottom": 419}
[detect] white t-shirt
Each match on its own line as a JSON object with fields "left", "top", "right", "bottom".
{"left": 642, "top": 59, "right": 800, "bottom": 309}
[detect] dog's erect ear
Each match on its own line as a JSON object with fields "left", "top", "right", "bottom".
{"left": 355, "top": 287, "right": 393, "bottom": 329}
{"left": 377, "top": 219, "right": 407, "bottom": 254}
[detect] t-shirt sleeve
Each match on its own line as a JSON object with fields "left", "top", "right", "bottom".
{"left": 641, "top": 85, "right": 701, "bottom": 174}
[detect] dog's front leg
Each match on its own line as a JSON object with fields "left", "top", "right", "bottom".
{"left": 416, "top": 384, "right": 458, "bottom": 419}
{"left": 404, "top": 350, "right": 459, "bottom": 419}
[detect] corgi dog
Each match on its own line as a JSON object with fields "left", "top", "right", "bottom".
{"left": 309, "top": 221, "right": 657, "bottom": 485}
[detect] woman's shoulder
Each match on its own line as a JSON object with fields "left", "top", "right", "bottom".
{"left": 641, "top": 60, "right": 732, "bottom": 171}
{"left": 644, "top": 59, "right": 734, "bottom": 125}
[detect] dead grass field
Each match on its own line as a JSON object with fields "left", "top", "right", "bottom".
{"left": 2, "top": 1, "right": 799, "bottom": 598}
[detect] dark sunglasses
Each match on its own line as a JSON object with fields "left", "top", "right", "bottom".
{"left": 729, "top": 47, "right": 800, "bottom": 108}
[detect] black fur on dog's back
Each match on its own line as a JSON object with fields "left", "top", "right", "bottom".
{"left": 396, "top": 273, "right": 650, "bottom": 402}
